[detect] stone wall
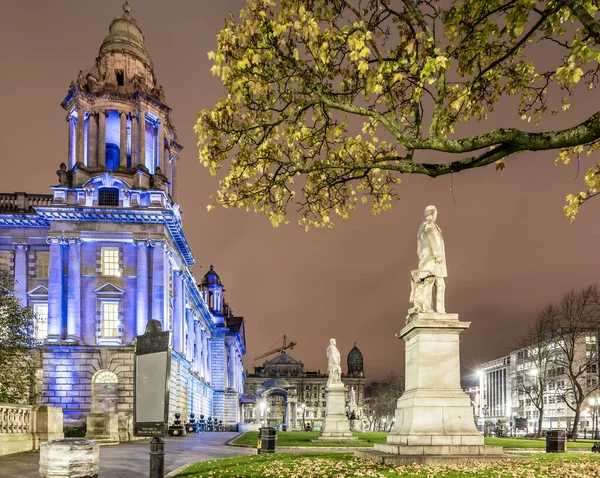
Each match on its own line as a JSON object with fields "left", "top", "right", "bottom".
{"left": 0, "top": 404, "right": 63, "bottom": 456}
{"left": 41, "top": 345, "right": 219, "bottom": 436}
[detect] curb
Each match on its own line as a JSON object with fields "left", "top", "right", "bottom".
{"left": 165, "top": 463, "right": 195, "bottom": 477}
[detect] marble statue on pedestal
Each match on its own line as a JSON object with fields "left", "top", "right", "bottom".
{"left": 408, "top": 205, "right": 447, "bottom": 319}
{"left": 318, "top": 338, "right": 356, "bottom": 441}
{"left": 326, "top": 338, "right": 342, "bottom": 387}
{"left": 360, "top": 205, "right": 505, "bottom": 464}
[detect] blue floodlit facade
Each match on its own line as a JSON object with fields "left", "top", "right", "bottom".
{"left": 0, "top": 3, "right": 246, "bottom": 434}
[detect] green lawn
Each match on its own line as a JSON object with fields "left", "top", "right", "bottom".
{"left": 232, "top": 431, "right": 387, "bottom": 447}
{"left": 175, "top": 452, "right": 600, "bottom": 477}
{"left": 485, "top": 436, "right": 598, "bottom": 449}
{"left": 233, "top": 431, "right": 598, "bottom": 449}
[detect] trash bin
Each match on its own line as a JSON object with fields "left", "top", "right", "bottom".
{"left": 257, "top": 426, "right": 277, "bottom": 454}
{"left": 546, "top": 430, "right": 566, "bottom": 453}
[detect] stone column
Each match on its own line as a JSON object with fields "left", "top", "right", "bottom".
{"left": 119, "top": 111, "right": 127, "bottom": 168}
{"left": 292, "top": 403, "right": 297, "bottom": 429}
{"left": 98, "top": 110, "right": 106, "bottom": 167}
{"left": 285, "top": 401, "right": 290, "bottom": 430}
{"left": 76, "top": 107, "right": 85, "bottom": 164}
{"left": 134, "top": 239, "right": 149, "bottom": 336}
{"left": 171, "top": 156, "right": 178, "bottom": 203}
{"left": 66, "top": 238, "right": 82, "bottom": 343}
{"left": 67, "top": 115, "right": 76, "bottom": 168}
{"left": 12, "top": 242, "right": 28, "bottom": 306}
{"left": 88, "top": 112, "right": 98, "bottom": 167}
{"left": 187, "top": 309, "right": 195, "bottom": 363}
{"left": 47, "top": 237, "right": 64, "bottom": 342}
{"left": 157, "top": 121, "right": 165, "bottom": 172}
{"left": 173, "top": 270, "right": 184, "bottom": 354}
{"left": 194, "top": 321, "right": 201, "bottom": 374}
{"left": 151, "top": 241, "right": 165, "bottom": 327}
{"left": 137, "top": 110, "right": 146, "bottom": 168}
{"left": 130, "top": 113, "right": 138, "bottom": 167}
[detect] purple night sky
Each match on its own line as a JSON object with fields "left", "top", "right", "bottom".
{"left": 1, "top": 1, "right": 599, "bottom": 380}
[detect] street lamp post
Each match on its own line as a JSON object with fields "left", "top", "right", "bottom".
{"left": 259, "top": 400, "right": 267, "bottom": 427}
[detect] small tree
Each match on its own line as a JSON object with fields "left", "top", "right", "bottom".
{"left": 0, "top": 269, "right": 40, "bottom": 404}
{"left": 364, "top": 372, "right": 405, "bottom": 431}
{"left": 547, "top": 285, "right": 600, "bottom": 436}
{"left": 513, "top": 309, "right": 554, "bottom": 437}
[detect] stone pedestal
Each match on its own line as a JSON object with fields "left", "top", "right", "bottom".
{"left": 370, "top": 313, "right": 503, "bottom": 463}
{"left": 318, "top": 384, "right": 357, "bottom": 441}
{"left": 85, "top": 413, "right": 119, "bottom": 445}
{"left": 39, "top": 438, "right": 99, "bottom": 478}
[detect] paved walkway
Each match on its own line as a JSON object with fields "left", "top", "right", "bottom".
{"left": 0, "top": 432, "right": 254, "bottom": 478}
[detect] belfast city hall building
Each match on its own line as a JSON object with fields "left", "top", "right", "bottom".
{"left": 0, "top": 3, "right": 246, "bottom": 440}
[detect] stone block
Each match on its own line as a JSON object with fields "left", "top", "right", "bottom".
{"left": 85, "top": 413, "right": 119, "bottom": 444}
{"left": 431, "top": 435, "right": 453, "bottom": 446}
{"left": 39, "top": 439, "right": 99, "bottom": 478}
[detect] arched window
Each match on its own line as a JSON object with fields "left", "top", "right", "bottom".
{"left": 91, "top": 370, "right": 119, "bottom": 413}
{"left": 98, "top": 187, "right": 120, "bottom": 207}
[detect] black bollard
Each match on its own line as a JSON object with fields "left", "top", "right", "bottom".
{"left": 150, "top": 436, "right": 165, "bottom": 478}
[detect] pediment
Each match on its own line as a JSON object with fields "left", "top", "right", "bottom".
{"left": 27, "top": 285, "right": 49, "bottom": 297}
{"left": 83, "top": 173, "right": 131, "bottom": 190}
{"left": 264, "top": 351, "right": 302, "bottom": 366}
{"left": 94, "top": 283, "right": 125, "bottom": 296}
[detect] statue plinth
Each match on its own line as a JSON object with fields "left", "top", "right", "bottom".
{"left": 317, "top": 384, "right": 357, "bottom": 441}
{"left": 372, "top": 313, "right": 503, "bottom": 460}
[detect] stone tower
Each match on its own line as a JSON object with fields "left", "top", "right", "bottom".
{"left": 60, "top": 1, "right": 181, "bottom": 202}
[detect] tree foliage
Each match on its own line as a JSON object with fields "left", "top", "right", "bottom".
{"left": 0, "top": 269, "right": 40, "bottom": 404}
{"left": 196, "top": 0, "right": 600, "bottom": 228}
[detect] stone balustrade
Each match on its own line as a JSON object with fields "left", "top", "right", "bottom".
{"left": 0, "top": 404, "right": 32, "bottom": 434}
{"left": 0, "top": 404, "right": 64, "bottom": 456}
{"left": 0, "top": 192, "right": 53, "bottom": 212}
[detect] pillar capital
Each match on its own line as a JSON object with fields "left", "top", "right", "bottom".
{"left": 65, "top": 236, "right": 82, "bottom": 245}
{"left": 12, "top": 242, "right": 29, "bottom": 251}
{"left": 46, "top": 235, "right": 67, "bottom": 245}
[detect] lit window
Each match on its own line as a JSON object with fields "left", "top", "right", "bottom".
{"left": 0, "top": 251, "right": 11, "bottom": 271}
{"left": 33, "top": 303, "right": 48, "bottom": 341}
{"left": 586, "top": 335, "right": 598, "bottom": 345}
{"left": 101, "top": 302, "right": 119, "bottom": 337}
{"left": 101, "top": 248, "right": 120, "bottom": 276}
{"left": 36, "top": 252, "right": 49, "bottom": 278}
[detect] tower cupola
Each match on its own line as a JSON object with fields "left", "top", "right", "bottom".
{"left": 199, "top": 265, "right": 226, "bottom": 325}
{"left": 57, "top": 1, "right": 182, "bottom": 209}
{"left": 347, "top": 342, "right": 364, "bottom": 378}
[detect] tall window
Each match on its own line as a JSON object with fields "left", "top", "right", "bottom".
{"left": 33, "top": 303, "right": 48, "bottom": 341}
{"left": 101, "top": 302, "right": 119, "bottom": 337}
{"left": 36, "top": 251, "right": 49, "bottom": 278}
{"left": 101, "top": 247, "right": 120, "bottom": 276}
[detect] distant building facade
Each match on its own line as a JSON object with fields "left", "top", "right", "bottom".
{"left": 0, "top": 3, "right": 245, "bottom": 435}
{"left": 479, "top": 332, "right": 599, "bottom": 435}
{"left": 242, "top": 343, "right": 366, "bottom": 430}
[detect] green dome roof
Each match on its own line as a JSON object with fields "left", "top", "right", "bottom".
{"left": 347, "top": 343, "right": 363, "bottom": 366}
{"left": 263, "top": 378, "right": 291, "bottom": 389}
